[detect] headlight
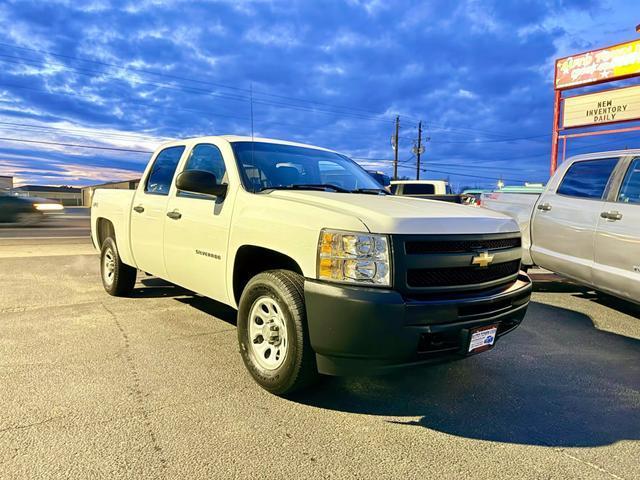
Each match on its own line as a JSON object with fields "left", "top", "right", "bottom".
{"left": 317, "top": 229, "right": 391, "bottom": 287}
{"left": 34, "top": 203, "right": 64, "bottom": 211}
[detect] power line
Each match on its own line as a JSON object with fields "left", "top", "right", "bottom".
{"left": 0, "top": 42, "right": 564, "bottom": 139}
{"left": 430, "top": 133, "right": 551, "bottom": 144}
{"left": 0, "top": 41, "right": 395, "bottom": 118}
{"left": 0, "top": 120, "right": 168, "bottom": 143}
{"left": 0, "top": 53, "right": 396, "bottom": 125}
{"left": 0, "top": 136, "right": 152, "bottom": 153}
{"left": 415, "top": 166, "right": 529, "bottom": 183}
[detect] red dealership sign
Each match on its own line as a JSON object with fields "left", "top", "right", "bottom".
{"left": 555, "top": 39, "right": 640, "bottom": 90}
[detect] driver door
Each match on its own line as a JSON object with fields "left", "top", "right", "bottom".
{"left": 163, "top": 142, "right": 233, "bottom": 304}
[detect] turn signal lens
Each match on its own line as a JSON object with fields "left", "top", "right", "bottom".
{"left": 317, "top": 229, "right": 391, "bottom": 286}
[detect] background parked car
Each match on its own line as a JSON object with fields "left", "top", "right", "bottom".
{"left": 367, "top": 170, "right": 391, "bottom": 191}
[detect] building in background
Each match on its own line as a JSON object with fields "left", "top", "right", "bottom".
{"left": 81, "top": 179, "right": 140, "bottom": 206}
{"left": 12, "top": 185, "right": 82, "bottom": 206}
{"left": 0, "top": 175, "right": 13, "bottom": 191}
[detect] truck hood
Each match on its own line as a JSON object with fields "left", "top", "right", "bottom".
{"left": 268, "top": 191, "right": 519, "bottom": 235}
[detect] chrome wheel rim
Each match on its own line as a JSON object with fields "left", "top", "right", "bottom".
{"left": 103, "top": 248, "right": 115, "bottom": 285}
{"left": 248, "top": 296, "right": 288, "bottom": 371}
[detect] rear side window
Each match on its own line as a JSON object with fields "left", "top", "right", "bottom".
{"left": 617, "top": 158, "right": 640, "bottom": 204}
{"left": 557, "top": 158, "right": 618, "bottom": 199}
{"left": 145, "top": 146, "right": 185, "bottom": 195}
{"left": 403, "top": 183, "right": 435, "bottom": 195}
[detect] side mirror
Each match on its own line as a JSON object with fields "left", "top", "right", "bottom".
{"left": 176, "top": 170, "right": 228, "bottom": 198}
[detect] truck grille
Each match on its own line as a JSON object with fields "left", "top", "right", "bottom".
{"left": 407, "top": 260, "right": 521, "bottom": 288}
{"left": 391, "top": 233, "right": 522, "bottom": 294}
{"left": 405, "top": 237, "right": 521, "bottom": 254}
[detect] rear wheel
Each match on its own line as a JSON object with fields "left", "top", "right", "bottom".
{"left": 237, "top": 270, "right": 318, "bottom": 395}
{"left": 100, "top": 237, "right": 137, "bottom": 296}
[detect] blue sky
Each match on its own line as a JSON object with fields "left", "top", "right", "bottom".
{"left": 0, "top": 0, "right": 638, "bottom": 189}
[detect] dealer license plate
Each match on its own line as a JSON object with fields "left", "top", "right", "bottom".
{"left": 468, "top": 325, "right": 498, "bottom": 353}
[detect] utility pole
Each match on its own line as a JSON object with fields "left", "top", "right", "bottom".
{"left": 415, "top": 121, "right": 423, "bottom": 180}
{"left": 392, "top": 116, "right": 400, "bottom": 180}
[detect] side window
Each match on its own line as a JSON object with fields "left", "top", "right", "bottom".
{"left": 145, "top": 146, "right": 185, "bottom": 195}
{"left": 557, "top": 158, "right": 618, "bottom": 199}
{"left": 183, "top": 144, "right": 227, "bottom": 184}
{"left": 617, "top": 158, "right": 640, "bottom": 204}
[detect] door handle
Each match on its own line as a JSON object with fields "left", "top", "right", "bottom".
{"left": 133, "top": 205, "right": 144, "bottom": 213}
{"left": 537, "top": 203, "right": 552, "bottom": 211}
{"left": 166, "top": 210, "right": 182, "bottom": 220}
{"left": 600, "top": 210, "right": 623, "bottom": 221}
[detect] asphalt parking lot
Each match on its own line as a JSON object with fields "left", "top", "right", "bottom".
{"left": 1, "top": 240, "right": 639, "bottom": 479}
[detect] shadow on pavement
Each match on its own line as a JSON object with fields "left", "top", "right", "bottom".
{"left": 534, "top": 280, "right": 640, "bottom": 318}
{"left": 175, "top": 295, "right": 237, "bottom": 327}
{"left": 129, "top": 277, "right": 191, "bottom": 299}
{"left": 131, "top": 277, "right": 238, "bottom": 326}
{"left": 290, "top": 301, "right": 640, "bottom": 448}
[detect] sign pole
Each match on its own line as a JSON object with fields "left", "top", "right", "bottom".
{"left": 416, "top": 121, "right": 422, "bottom": 180}
{"left": 550, "top": 89, "right": 561, "bottom": 175}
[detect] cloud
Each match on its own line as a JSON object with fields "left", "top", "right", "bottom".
{"left": 0, "top": 0, "right": 634, "bottom": 188}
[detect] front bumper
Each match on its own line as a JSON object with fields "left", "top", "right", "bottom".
{"left": 304, "top": 273, "right": 532, "bottom": 376}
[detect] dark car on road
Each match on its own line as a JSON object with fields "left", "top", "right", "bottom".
{"left": 0, "top": 193, "right": 63, "bottom": 225}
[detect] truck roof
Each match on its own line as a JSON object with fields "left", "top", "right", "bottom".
{"left": 567, "top": 148, "right": 640, "bottom": 162}
{"left": 157, "top": 135, "right": 338, "bottom": 154}
{"left": 390, "top": 180, "right": 447, "bottom": 185}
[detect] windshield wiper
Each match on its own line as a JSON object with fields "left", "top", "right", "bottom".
{"left": 350, "top": 188, "right": 388, "bottom": 195}
{"left": 258, "top": 183, "right": 351, "bottom": 193}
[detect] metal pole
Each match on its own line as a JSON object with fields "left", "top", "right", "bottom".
{"left": 416, "top": 121, "right": 422, "bottom": 180}
{"left": 393, "top": 116, "right": 399, "bottom": 180}
{"left": 550, "top": 89, "right": 561, "bottom": 175}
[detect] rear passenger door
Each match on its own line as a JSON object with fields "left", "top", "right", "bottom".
{"left": 530, "top": 157, "right": 619, "bottom": 285}
{"left": 593, "top": 156, "right": 640, "bottom": 301}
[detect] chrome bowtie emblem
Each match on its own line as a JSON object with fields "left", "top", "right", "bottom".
{"left": 472, "top": 251, "right": 494, "bottom": 268}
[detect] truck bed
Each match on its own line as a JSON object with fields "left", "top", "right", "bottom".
{"left": 480, "top": 191, "right": 540, "bottom": 266}
{"left": 90, "top": 189, "right": 136, "bottom": 264}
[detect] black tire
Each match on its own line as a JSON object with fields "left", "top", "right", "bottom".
{"left": 100, "top": 237, "right": 137, "bottom": 297}
{"left": 237, "top": 270, "right": 318, "bottom": 395}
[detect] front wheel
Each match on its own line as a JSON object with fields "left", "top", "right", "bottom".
{"left": 237, "top": 270, "right": 318, "bottom": 395}
{"left": 100, "top": 237, "right": 137, "bottom": 296}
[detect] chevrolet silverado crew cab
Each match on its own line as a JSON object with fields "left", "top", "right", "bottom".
{"left": 482, "top": 150, "right": 640, "bottom": 305}
{"left": 91, "top": 136, "right": 532, "bottom": 395}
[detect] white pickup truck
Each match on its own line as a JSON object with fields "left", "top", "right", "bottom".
{"left": 390, "top": 180, "right": 466, "bottom": 204}
{"left": 482, "top": 150, "right": 640, "bottom": 304}
{"left": 91, "top": 136, "right": 532, "bottom": 394}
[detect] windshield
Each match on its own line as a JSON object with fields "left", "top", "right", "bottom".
{"left": 231, "top": 142, "right": 384, "bottom": 193}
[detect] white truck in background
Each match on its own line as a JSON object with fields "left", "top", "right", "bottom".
{"left": 481, "top": 150, "right": 640, "bottom": 304}
{"left": 390, "top": 180, "right": 467, "bottom": 203}
{"left": 91, "top": 135, "right": 532, "bottom": 395}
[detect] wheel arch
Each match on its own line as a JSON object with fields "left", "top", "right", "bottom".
{"left": 96, "top": 217, "right": 116, "bottom": 247}
{"left": 232, "top": 245, "right": 304, "bottom": 305}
